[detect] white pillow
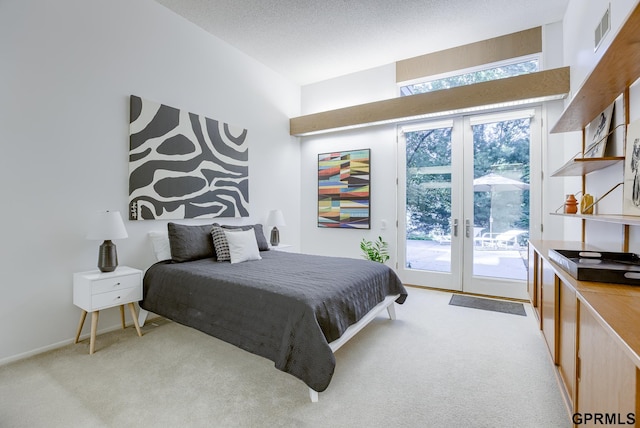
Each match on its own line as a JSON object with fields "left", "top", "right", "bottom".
{"left": 224, "top": 229, "right": 262, "bottom": 264}
{"left": 148, "top": 231, "right": 171, "bottom": 261}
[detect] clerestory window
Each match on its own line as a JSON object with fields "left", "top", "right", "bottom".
{"left": 400, "top": 58, "right": 539, "bottom": 96}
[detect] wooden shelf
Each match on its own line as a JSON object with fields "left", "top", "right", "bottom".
{"left": 550, "top": 212, "right": 640, "bottom": 226}
{"left": 550, "top": 156, "right": 624, "bottom": 177}
{"left": 551, "top": 3, "right": 640, "bottom": 133}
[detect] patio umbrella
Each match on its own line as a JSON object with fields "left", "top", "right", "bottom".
{"left": 473, "top": 173, "right": 529, "bottom": 236}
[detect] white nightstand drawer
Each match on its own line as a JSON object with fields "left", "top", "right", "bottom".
{"left": 91, "top": 274, "right": 140, "bottom": 294}
{"left": 91, "top": 286, "right": 142, "bottom": 310}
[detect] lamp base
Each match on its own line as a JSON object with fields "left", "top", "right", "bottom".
{"left": 97, "top": 240, "right": 118, "bottom": 272}
{"left": 270, "top": 227, "right": 280, "bottom": 247}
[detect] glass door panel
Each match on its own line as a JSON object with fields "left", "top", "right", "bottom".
{"left": 463, "top": 111, "right": 536, "bottom": 299}
{"left": 398, "top": 109, "right": 539, "bottom": 300}
{"left": 398, "top": 120, "right": 462, "bottom": 291}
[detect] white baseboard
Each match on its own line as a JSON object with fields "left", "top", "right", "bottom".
{"left": 0, "top": 320, "right": 144, "bottom": 367}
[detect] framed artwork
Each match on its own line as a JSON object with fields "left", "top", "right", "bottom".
{"left": 128, "top": 95, "right": 249, "bottom": 220}
{"left": 318, "top": 149, "right": 370, "bottom": 229}
{"left": 623, "top": 118, "right": 640, "bottom": 216}
{"left": 584, "top": 103, "right": 614, "bottom": 158}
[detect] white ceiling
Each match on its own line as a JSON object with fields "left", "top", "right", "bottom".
{"left": 155, "top": 0, "right": 569, "bottom": 86}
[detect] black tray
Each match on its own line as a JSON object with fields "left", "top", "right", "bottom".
{"left": 548, "top": 249, "right": 640, "bottom": 285}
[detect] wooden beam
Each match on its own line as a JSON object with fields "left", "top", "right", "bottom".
{"left": 396, "top": 27, "right": 542, "bottom": 83}
{"left": 290, "top": 67, "right": 569, "bottom": 136}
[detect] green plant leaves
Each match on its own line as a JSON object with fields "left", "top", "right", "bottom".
{"left": 360, "top": 236, "right": 389, "bottom": 263}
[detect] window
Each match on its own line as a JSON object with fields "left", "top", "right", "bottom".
{"left": 400, "top": 58, "right": 539, "bottom": 96}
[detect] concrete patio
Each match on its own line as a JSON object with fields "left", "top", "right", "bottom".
{"left": 405, "top": 239, "right": 528, "bottom": 281}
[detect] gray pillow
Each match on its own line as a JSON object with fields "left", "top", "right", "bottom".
{"left": 215, "top": 223, "right": 270, "bottom": 251}
{"left": 167, "top": 222, "right": 215, "bottom": 262}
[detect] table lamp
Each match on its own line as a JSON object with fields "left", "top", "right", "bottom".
{"left": 86, "top": 210, "right": 128, "bottom": 272}
{"left": 266, "top": 209, "right": 286, "bottom": 246}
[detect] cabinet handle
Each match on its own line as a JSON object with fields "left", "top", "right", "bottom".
{"left": 114, "top": 282, "right": 121, "bottom": 287}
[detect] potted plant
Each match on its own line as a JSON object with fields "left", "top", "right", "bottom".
{"left": 360, "top": 236, "right": 390, "bottom": 263}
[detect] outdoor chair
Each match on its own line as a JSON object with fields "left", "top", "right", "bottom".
{"left": 432, "top": 232, "right": 451, "bottom": 244}
{"left": 475, "top": 229, "right": 527, "bottom": 249}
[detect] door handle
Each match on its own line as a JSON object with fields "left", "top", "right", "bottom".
{"left": 465, "top": 219, "right": 471, "bottom": 238}
{"left": 453, "top": 219, "right": 459, "bottom": 237}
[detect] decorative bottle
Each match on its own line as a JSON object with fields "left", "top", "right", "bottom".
{"left": 580, "top": 193, "right": 594, "bottom": 214}
{"left": 564, "top": 194, "right": 578, "bottom": 214}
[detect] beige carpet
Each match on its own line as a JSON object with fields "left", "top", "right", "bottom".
{"left": 0, "top": 288, "right": 570, "bottom": 427}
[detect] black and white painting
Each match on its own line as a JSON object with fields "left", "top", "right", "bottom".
{"left": 129, "top": 95, "right": 249, "bottom": 220}
{"left": 623, "top": 118, "right": 640, "bottom": 216}
{"left": 584, "top": 103, "right": 614, "bottom": 158}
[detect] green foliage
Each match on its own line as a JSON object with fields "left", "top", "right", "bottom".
{"left": 401, "top": 62, "right": 534, "bottom": 239}
{"left": 405, "top": 117, "right": 531, "bottom": 238}
{"left": 401, "top": 60, "right": 538, "bottom": 95}
{"left": 360, "top": 236, "right": 390, "bottom": 263}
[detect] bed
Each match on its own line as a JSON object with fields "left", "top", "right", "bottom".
{"left": 139, "top": 223, "right": 408, "bottom": 401}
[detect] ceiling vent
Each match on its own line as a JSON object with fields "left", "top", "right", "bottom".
{"left": 594, "top": 5, "right": 611, "bottom": 51}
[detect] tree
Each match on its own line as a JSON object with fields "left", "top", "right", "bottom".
{"left": 405, "top": 119, "right": 530, "bottom": 240}
{"left": 403, "top": 61, "right": 534, "bottom": 240}
{"left": 405, "top": 128, "right": 452, "bottom": 237}
{"left": 401, "top": 60, "right": 538, "bottom": 95}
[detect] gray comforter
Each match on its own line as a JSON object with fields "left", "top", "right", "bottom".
{"left": 140, "top": 250, "right": 407, "bottom": 392}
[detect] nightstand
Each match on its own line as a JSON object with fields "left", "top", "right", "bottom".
{"left": 270, "top": 244, "right": 293, "bottom": 252}
{"left": 73, "top": 266, "right": 143, "bottom": 354}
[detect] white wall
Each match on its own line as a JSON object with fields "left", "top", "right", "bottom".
{"left": 563, "top": 0, "right": 638, "bottom": 98}
{"left": 0, "top": 0, "right": 300, "bottom": 363}
{"left": 542, "top": 21, "right": 578, "bottom": 241}
{"left": 300, "top": 65, "right": 398, "bottom": 263}
{"left": 562, "top": 0, "right": 640, "bottom": 251}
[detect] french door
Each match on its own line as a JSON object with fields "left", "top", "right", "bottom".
{"left": 397, "top": 108, "right": 541, "bottom": 300}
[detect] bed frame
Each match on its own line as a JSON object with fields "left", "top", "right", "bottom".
{"left": 138, "top": 294, "right": 400, "bottom": 403}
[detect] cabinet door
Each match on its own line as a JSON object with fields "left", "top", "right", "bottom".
{"left": 540, "top": 259, "right": 557, "bottom": 361}
{"left": 577, "top": 304, "right": 636, "bottom": 424}
{"left": 558, "top": 280, "right": 577, "bottom": 410}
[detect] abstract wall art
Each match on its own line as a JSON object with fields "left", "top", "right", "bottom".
{"left": 623, "top": 118, "right": 640, "bottom": 216}
{"left": 128, "top": 95, "right": 249, "bottom": 220}
{"left": 584, "top": 102, "right": 614, "bottom": 158}
{"left": 318, "top": 149, "right": 370, "bottom": 229}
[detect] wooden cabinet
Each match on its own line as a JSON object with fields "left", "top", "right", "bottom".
{"left": 536, "top": 6, "right": 640, "bottom": 423}
{"left": 557, "top": 279, "right": 577, "bottom": 408}
{"left": 540, "top": 258, "right": 557, "bottom": 361}
{"left": 577, "top": 304, "right": 636, "bottom": 424}
{"left": 528, "top": 240, "right": 640, "bottom": 422}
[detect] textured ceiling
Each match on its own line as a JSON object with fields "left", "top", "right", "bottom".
{"left": 155, "top": 0, "right": 569, "bottom": 85}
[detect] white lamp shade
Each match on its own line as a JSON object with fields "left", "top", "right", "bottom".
{"left": 266, "top": 209, "right": 286, "bottom": 227}
{"left": 86, "top": 210, "right": 128, "bottom": 240}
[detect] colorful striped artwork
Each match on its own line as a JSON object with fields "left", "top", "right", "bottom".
{"left": 318, "top": 149, "right": 370, "bottom": 228}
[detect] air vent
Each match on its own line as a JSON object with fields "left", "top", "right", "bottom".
{"left": 594, "top": 5, "right": 611, "bottom": 51}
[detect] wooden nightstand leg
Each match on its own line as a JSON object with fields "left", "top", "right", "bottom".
{"left": 119, "top": 305, "right": 126, "bottom": 329}
{"left": 75, "top": 310, "right": 87, "bottom": 344}
{"left": 89, "top": 311, "right": 99, "bottom": 355}
{"left": 128, "top": 302, "right": 142, "bottom": 337}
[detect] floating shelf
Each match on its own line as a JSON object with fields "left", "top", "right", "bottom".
{"left": 550, "top": 212, "right": 640, "bottom": 226}
{"left": 550, "top": 156, "right": 624, "bottom": 177}
{"left": 551, "top": 3, "right": 640, "bottom": 133}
